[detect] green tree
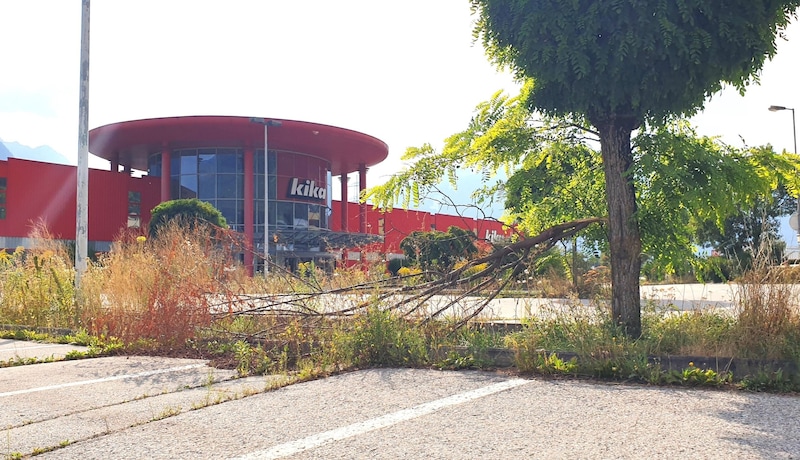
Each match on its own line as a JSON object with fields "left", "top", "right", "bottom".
{"left": 694, "top": 186, "right": 795, "bottom": 271}
{"left": 400, "top": 226, "right": 478, "bottom": 273}
{"left": 368, "top": 86, "right": 800, "bottom": 334}
{"left": 149, "top": 198, "right": 227, "bottom": 236}
{"left": 468, "top": 0, "right": 799, "bottom": 335}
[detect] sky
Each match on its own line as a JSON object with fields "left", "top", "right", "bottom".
{"left": 1, "top": 1, "right": 799, "bottom": 241}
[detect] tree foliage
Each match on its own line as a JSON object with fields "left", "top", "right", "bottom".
{"left": 370, "top": 86, "right": 800, "bottom": 273}
{"left": 400, "top": 226, "right": 478, "bottom": 273}
{"left": 467, "top": 0, "right": 799, "bottom": 336}
{"left": 471, "top": 0, "right": 799, "bottom": 122}
{"left": 149, "top": 198, "right": 228, "bottom": 236}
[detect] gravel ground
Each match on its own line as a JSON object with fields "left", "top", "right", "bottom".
{"left": 34, "top": 368, "right": 800, "bottom": 459}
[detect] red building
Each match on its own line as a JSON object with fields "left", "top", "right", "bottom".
{"left": 0, "top": 116, "right": 510, "bottom": 270}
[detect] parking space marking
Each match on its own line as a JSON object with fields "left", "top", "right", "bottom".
{"left": 0, "top": 363, "right": 206, "bottom": 397}
{"left": 232, "top": 378, "right": 531, "bottom": 460}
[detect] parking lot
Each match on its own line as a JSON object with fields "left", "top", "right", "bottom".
{"left": 2, "top": 344, "right": 800, "bottom": 459}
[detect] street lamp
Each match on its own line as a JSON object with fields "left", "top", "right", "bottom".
{"left": 768, "top": 105, "right": 798, "bottom": 244}
{"left": 249, "top": 117, "right": 282, "bottom": 275}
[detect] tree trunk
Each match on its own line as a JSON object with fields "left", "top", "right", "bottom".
{"left": 592, "top": 115, "right": 642, "bottom": 337}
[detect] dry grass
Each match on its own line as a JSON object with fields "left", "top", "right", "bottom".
{"left": 79, "top": 222, "right": 245, "bottom": 346}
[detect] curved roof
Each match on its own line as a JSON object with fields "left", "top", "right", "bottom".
{"left": 88, "top": 116, "right": 389, "bottom": 175}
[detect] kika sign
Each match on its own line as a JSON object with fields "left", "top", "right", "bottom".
{"left": 288, "top": 178, "right": 326, "bottom": 201}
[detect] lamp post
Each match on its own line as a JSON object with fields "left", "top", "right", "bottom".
{"left": 768, "top": 105, "right": 798, "bottom": 244}
{"left": 249, "top": 117, "right": 282, "bottom": 275}
{"left": 75, "top": 0, "right": 90, "bottom": 289}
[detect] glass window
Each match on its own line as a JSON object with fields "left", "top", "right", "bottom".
{"left": 308, "top": 205, "right": 321, "bottom": 229}
{"left": 198, "top": 173, "right": 216, "bottom": 199}
{"left": 217, "top": 175, "right": 237, "bottom": 198}
{"left": 217, "top": 200, "right": 237, "bottom": 227}
{"left": 198, "top": 151, "right": 216, "bottom": 174}
{"left": 170, "top": 155, "right": 180, "bottom": 177}
{"left": 277, "top": 202, "right": 293, "bottom": 227}
{"left": 268, "top": 202, "right": 276, "bottom": 229}
{"left": 269, "top": 175, "right": 277, "bottom": 200}
{"left": 255, "top": 200, "right": 264, "bottom": 226}
{"left": 149, "top": 154, "right": 162, "bottom": 177}
{"left": 216, "top": 149, "right": 238, "bottom": 173}
{"left": 294, "top": 203, "right": 308, "bottom": 228}
{"left": 255, "top": 151, "right": 264, "bottom": 175}
{"left": 180, "top": 151, "right": 197, "bottom": 175}
{"left": 237, "top": 205, "right": 245, "bottom": 230}
{"left": 180, "top": 175, "right": 198, "bottom": 198}
{"left": 128, "top": 191, "right": 141, "bottom": 203}
{"left": 268, "top": 150, "right": 277, "bottom": 175}
{"left": 255, "top": 175, "right": 264, "bottom": 200}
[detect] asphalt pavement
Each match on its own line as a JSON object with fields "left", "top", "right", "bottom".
{"left": 2, "top": 356, "right": 798, "bottom": 459}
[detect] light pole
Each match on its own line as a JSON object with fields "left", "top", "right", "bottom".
{"left": 769, "top": 105, "right": 798, "bottom": 244}
{"left": 249, "top": 117, "right": 282, "bottom": 275}
{"left": 75, "top": 0, "right": 90, "bottom": 289}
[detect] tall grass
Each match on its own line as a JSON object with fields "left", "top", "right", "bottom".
{"left": 79, "top": 222, "right": 244, "bottom": 346}
{"left": 0, "top": 225, "right": 75, "bottom": 329}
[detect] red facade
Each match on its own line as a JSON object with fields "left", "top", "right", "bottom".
{"left": 0, "top": 158, "right": 511, "bottom": 258}
{"left": 0, "top": 158, "right": 160, "bottom": 244}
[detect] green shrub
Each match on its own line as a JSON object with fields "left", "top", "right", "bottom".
{"left": 149, "top": 198, "right": 227, "bottom": 236}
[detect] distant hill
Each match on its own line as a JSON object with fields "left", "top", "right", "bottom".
{"left": 0, "top": 139, "right": 72, "bottom": 165}
{"left": 0, "top": 141, "right": 11, "bottom": 160}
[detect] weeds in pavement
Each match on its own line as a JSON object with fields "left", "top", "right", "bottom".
{"left": 3, "top": 222, "right": 800, "bottom": 392}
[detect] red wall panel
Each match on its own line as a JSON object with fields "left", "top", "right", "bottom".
{"left": 1, "top": 159, "right": 160, "bottom": 243}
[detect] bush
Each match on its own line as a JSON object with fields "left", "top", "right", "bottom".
{"left": 149, "top": 198, "right": 227, "bottom": 236}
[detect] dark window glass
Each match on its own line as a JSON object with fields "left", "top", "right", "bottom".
{"left": 308, "top": 205, "right": 320, "bottom": 229}
{"left": 0, "top": 192, "right": 5, "bottom": 205}
{"left": 198, "top": 150, "right": 216, "bottom": 174}
{"left": 269, "top": 175, "right": 277, "bottom": 199}
{"left": 294, "top": 203, "right": 308, "bottom": 228}
{"left": 149, "top": 154, "right": 162, "bottom": 177}
{"left": 255, "top": 199, "right": 264, "bottom": 226}
{"left": 237, "top": 205, "right": 245, "bottom": 229}
{"left": 217, "top": 200, "right": 236, "bottom": 227}
{"left": 128, "top": 191, "right": 141, "bottom": 203}
{"left": 216, "top": 149, "right": 238, "bottom": 173}
{"left": 198, "top": 173, "right": 216, "bottom": 199}
{"left": 170, "top": 155, "right": 180, "bottom": 176}
{"left": 268, "top": 202, "right": 276, "bottom": 229}
{"left": 217, "top": 174, "right": 237, "bottom": 199}
{"left": 180, "top": 175, "right": 197, "bottom": 198}
{"left": 268, "top": 150, "right": 277, "bottom": 175}
{"left": 180, "top": 153, "right": 197, "bottom": 175}
{"left": 255, "top": 149, "right": 265, "bottom": 175}
{"left": 255, "top": 175, "right": 264, "bottom": 200}
{"left": 277, "top": 202, "right": 293, "bottom": 227}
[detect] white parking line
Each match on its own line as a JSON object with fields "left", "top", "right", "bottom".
{"left": 3, "top": 344, "right": 81, "bottom": 351}
{"left": 0, "top": 364, "right": 206, "bottom": 397}
{"left": 232, "top": 378, "right": 532, "bottom": 460}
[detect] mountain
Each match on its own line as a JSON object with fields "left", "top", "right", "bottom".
{"left": 0, "top": 141, "right": 11, "bottom": 160}
{"left": 0, "top": 139, "right": 72, "bottom": 165}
